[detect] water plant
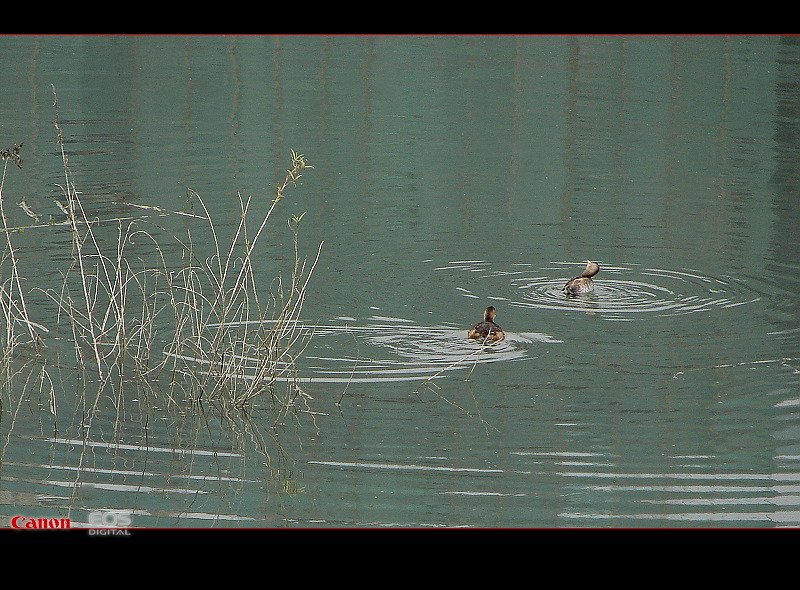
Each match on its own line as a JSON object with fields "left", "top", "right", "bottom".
{"left": 1, "top": 87, "right": 322, "bottom": 428}
{"left": 0, "top": 86, "right": 326, "bottom": 525}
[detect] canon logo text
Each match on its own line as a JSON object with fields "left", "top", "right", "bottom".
{"left": 11, "top": 516, "right": 71, "bottom": 529}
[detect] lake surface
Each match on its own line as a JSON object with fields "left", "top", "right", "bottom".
{"left": 1, "top": 35, "right": 799, "bottom": 528}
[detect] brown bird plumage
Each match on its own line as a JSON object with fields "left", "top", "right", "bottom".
{"left": 563, "top": 261, "right": 600, "bottom": 296}
{"left": 468, "top": 306, "right": 505, "bottom": 342}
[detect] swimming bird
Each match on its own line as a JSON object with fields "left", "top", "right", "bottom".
{"left": 468, "top": 306, "right": 505, "bottom": 342}
{"left": 563, "top": 261, "right": 600, "bottom": 296}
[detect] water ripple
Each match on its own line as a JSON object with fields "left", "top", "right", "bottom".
{"left": 202, "top": 316, "right": 560, "bottom": 384}
{"left": 437, "top": 261, "right": 764, "bottom": 319}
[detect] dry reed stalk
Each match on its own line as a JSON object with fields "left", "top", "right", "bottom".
{"left": 3, "top": 87, "right": 323, "bottom": 460}
{"left": 0, "top": 88, "right": 325, "bottom": 522}
{"left": 0, "top": 147, "right": 43, "bottom": 354}
{"left": 160, "top": 153, "right": 322, "bottom": 411}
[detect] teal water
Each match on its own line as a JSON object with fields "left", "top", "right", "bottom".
{"left": 1, "top": 35, "right": 799, "bottom": 528}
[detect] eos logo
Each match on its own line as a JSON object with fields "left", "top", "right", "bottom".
{"left": 87, "top": 511, "right": 132, "bottom": 528}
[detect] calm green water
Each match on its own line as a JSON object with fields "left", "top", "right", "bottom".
{"left": 1, "top": 35, "right": 800, "bottom": 528}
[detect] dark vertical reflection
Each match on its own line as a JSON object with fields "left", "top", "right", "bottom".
{"left": 769, "top": 36, "right": 800, "bottom": 342}
{"left": 715, "top": 37, "right": 731, "bottom": 257}
{"left": 456, "top": 37, "right": 476, "bottom": 231}
{"left": 181, "top": 38, "right": 196, "bottom": 190}
{"left": 359, "top": 36, "right": 374, "bottom": 231}
{"left": 28, "top": 38, "right": 41, "bottom": 173}
{"left": 505, "top": 37, "right": 521, "bottom": 224}
{"left": 318, "top": 38, "right": 330, "bottom": 142}
{"left": 612, "top": 38, "right": 629, "bottom": 252}
{"left": 77, "top": 37, "right": 137, "bottom": 200}
{"left": 561, "top": 37, "right": 579, "bottom": 256}
{"left": 228, "top": 36, "right": 242, "bottom": 182}
{"left": 315, "top": 38, "right": 332, "bottom": 236}
{"left": 665, "top": 38, "right": 682, "bottom": 252}
{"left": 271, "top": 36, "right": 285, "bottom": 160}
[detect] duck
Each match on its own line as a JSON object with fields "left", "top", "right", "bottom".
{"left": 563, "top": 261, "right": 600, "bottom": 296}
{"left": 468, "top": 306, "right": 505, "bottom": 342}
